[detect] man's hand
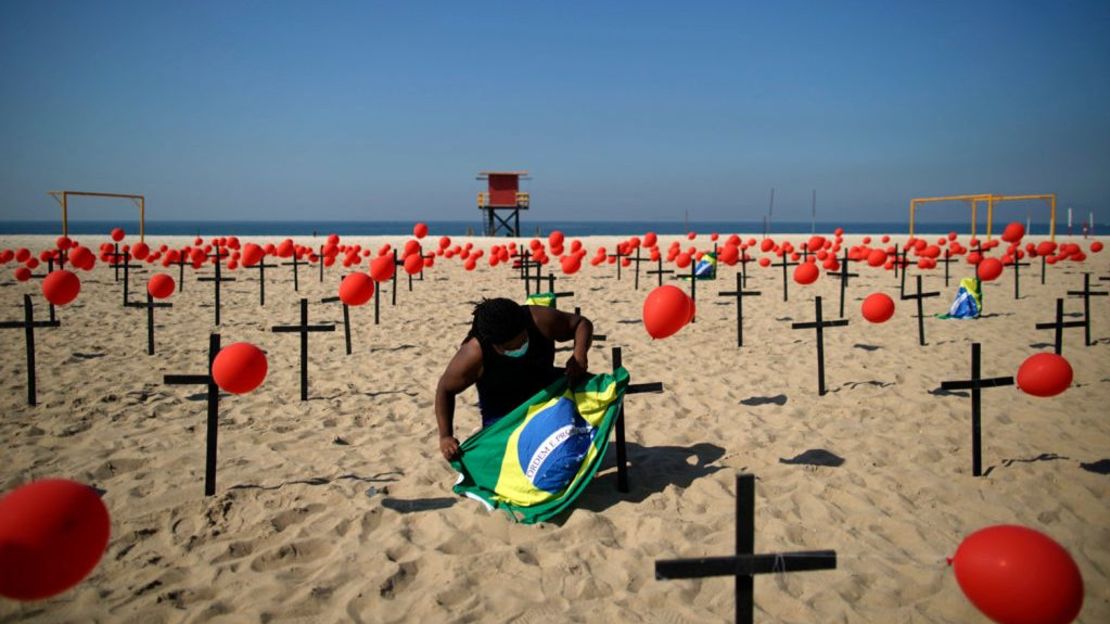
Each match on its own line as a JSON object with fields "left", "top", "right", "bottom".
{"left": 439, "top": 436, "right": 461, "bottom": 461}
{"left": 565, "top": 353, "right": 589, "bottom": 384}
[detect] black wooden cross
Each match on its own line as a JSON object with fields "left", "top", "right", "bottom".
{"left": 1040, "top": 254, "right": 1050, "bottom": 286}
{"left": 164, "top": 333, "right": 221, "bottom": 496}
{"left": 321, "top": 294, "right": 354, "bottom": 355}
{"left": 826, "top": 248, "right": 858, "bottom": 319}
{"left": 771, "top": 254, "right": 799, "bottom": 302}
{"left": 898, "top": 248, "right": 912, "bottom": 299}
{"left": 939, "top": 342, "right": 1014, "bottom": 476}
{"left": 891, "top": 243, "right": 900, "bottom": 280}
{"left": 737, "top": 250, "right": 755, "bottom": 289}
{"left": 251, "top": 257, "right": 278, "bottom": 306}
{"left": 373, "top": 273, "right": 383, "bottom": 326}
{"left": 681, "top": 259, "right": 698, "bottom": 323}
{"left": 26, "top": 258, "right": 58, "bottom": 323}
{"left": 606, "top": 248, "right": 631, "bottom": 281}
{"left": 318, "top": 245, "right": 327, "bottom": 283}
{"left": 125, "top": 293, "right": 173, "bottom": 355}
{"left": 108, "top": 248, "right": 143, "bottom": 307}
{"left": 1066, "top": 273, "right": 1107, "bottom": 346}
{"left": 271, "top": 298, "right": 336, "bottom": 401}
{"left": 197, "top": 248, "right": 236, "bottom": 325}
{"left": 611, "top": 346, "right": 664, "bottom": 493}
{"left": 172, "top": 252, "right": 189, "bottom": 293}
{"left": 106, "top": 243, "right": 125, "bottom": 282}
{"left": 718, "top": 273, "right": 762, "bottom": 347}
{"left": 628, "top": 247, "right": 653, "bottom": 290}
{"left": 0, "top": 294, "right": 60, "bottom": 406}
{"left": 900, "top": 275, "right": 940, "bottom": 346}
{"left": 282, "top": 252, "right": 304, "bottom": 292}
{"left": 655, "top": 473, "right": 837, "bottom": 624}
{"left": 1010, "top": 256, "right": 1031, "bottom": 299}
{"left": 647, "top": 256, "right": 675, "bottom": 288}
{"left": 790, "top": 296, "right": 849, "bottom": 396}
{"left": 939, "top": 249, "right": 956, "bottom": 288}
{"left": 541, "top": 274, "right": 575, "bottom": 309}
{"left": 973, "top": 243, "right": 986, "bottom": 314}
{"left": 391, "top": 249, "right": 401, "bottom": 304}
{"left": 572, "top": 306, "right": 607, "bottom": 343}
{"left": 1035, "top": 298, "right": 1085, "bottom": 355}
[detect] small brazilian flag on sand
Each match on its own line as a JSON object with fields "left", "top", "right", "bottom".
{"left": 450, "top": 369, "right": 630, "bottom": 524}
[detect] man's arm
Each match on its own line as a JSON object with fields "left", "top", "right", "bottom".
{"left": 531, "top": 306, "right": 593, "bottom": 382}
{"left": 434, "top": 340, "right": 483, "bottom": 460}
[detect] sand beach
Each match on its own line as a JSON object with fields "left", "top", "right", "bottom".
{"left": 0, "top": 232, "right": 1107, "bottom": 623}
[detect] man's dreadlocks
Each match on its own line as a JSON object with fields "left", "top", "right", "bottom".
{"left": 469, "top": 298, "right": 528, "bottom": 346}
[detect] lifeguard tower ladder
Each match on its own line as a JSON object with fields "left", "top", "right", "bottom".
{"left": 477, "top": 171, "right": 530, "bottom": 237}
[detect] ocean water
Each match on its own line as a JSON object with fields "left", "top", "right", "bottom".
{"left": 0, "top": 220, "right": 1065, "bottom": 238}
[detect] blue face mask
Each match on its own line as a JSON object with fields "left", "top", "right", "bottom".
{"left": 502, "top": 339, "right": 529, "bottom": 358}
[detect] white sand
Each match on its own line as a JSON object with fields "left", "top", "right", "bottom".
{"left": 1, "top": 232, "right": 1107, "bottom": 623}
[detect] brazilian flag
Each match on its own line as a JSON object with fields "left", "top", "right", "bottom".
{"left": 524, "top": 292, "right": 556, "bottom": 307}
{"left": 450, "top": 368, "right": 630, "bottom": 524}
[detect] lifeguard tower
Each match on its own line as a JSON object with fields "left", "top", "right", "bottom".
{"left": 476, "top": 171, "right": 530, "bottom": 237}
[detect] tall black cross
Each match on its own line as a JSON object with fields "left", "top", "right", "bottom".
{"left": 973, "top": 243, "right": 986, "bottom": 314}
{"left": 1066, "top": 273, "right": 1107, "bottom": 346}
{"left": 26, "top": 258, "right": 58, "bottom": 323}
{"left": 790, "top": 296, "right": 849, "bottom": 396}
{"left": 541, "top": 274, "right": 575, "bottom": 309}
{"left": 318, "top": 245, "right": 327, "bottom": 283}
{"left": 682, "top": 259, "right": 698, "bottom": 323}
{"left": 771, "top": 254, "right": 799, "bottom": 302}
{"left": 125, "top": 293, "right": 173, "bottom": 355}
{"left": 826, "top": 248, "right": 858, "bottom": 319}
{"left": 628, "top": 247, "right": 652, "bottom": 290}
{"left": 898, "top": 248, "right": 912, "bottom": 299}
{"left": 647, "top": 256, "right": 675, "bottom": 288}
{"left": 391, "top": 249, "right": 401, "bottom": 304}
{"left": 282, "top": 253, "right": 304, "bottom": 292}
{"left": 108, "top": 248, "right": 143, "bottom": 307}
{"left": 606, "top": 248, "right": 631, "bottom": 281}
{"left": 172, "top": 252, "right": 190, "bottom": 293}
{"left": 1035, "top": 298, "right": 1085, "bottom": 355}
{"left": 251, "top": 257, "right": 278, "bottom": 306}
{"left": 271, "top": 298, "right": 336, "bottom": 401}
{"left": 1010, "top": 256, "right": 1031, "bottom": 299}
{"left": 939, "top": 343, "right": 1014, "bottom": 477}
{"left": 611, "top": 346, "right": 664, "bottom": 493}
{"left": 891, "top": 243, "right": 900, "bottom": 280}
{"left": 321, "top": 293, "right": 354, "bottom": 355}
{"left": 0, "top": 294, "right": 60, "bottom": 406}
{"left": 737, "top": 250, "right": 755, "bottom": 289}
{"left": 197, "top": 249, "right": 236, "bottom": 325}
{"left": 655, "top": 473, "right": 837, "bottom": 624}
{"left": 164, "top": 333, "right": 221, "bottom": 496}
{"left": 939, "top": 249, "right": 956, "bottom": 288}
{"left": 718, "top": 273, "right": 762, "bottom": 347}
{"left": 1040, "top": 254, "right": 1049, "bottom": 286}
{"left": 900, "top": 275, "right": 940, "bottom": 346}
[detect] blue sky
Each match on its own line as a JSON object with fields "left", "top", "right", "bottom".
{"left": 1, "top": 1, "right": 1107, "bottom": 223}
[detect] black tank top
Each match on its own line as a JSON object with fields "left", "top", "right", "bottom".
{"left": 466, "top": 308, "right": 560, "bottom": 426}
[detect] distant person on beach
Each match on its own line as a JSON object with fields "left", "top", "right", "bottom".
{"left": 435, "top": 298, "right": 594, "bottom": 460}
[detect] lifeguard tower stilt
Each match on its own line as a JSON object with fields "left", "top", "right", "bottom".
{"left": 477, "top": 171, "right": 530, "bottom": 237}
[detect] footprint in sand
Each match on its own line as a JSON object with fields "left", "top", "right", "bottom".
{"left": 270, "top": 504, "right": 326, "bottom": 533}
{"left": 249, "top": 538, "right": 333, "bottom": 572}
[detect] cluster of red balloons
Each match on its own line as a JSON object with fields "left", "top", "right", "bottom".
{"left": 642, "top": 285, "right": 695, "bottom": 339}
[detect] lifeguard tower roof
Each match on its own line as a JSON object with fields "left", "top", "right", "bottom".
{"left": 476, "top": 171, "right": 531, "bottom": 179}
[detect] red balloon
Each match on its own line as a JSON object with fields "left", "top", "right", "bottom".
{"left": 0, "top": 479, "right": 110, "bottom": 600}
{"left": 758, "top": 257, "right": 771, "bottom": 268}
{"left": 403, "top": 253, "right": 423, "bottom": 275}
{"left": 978, "top": 257, "right": 1004, "bottom": 281}
{"left": 861, "top": 293, "right": 895, "bottom": 323}
{"left": 951, "top": 525, "right": 1083, "bottom": 624}
{"left": 642, "top": 285, "right": 692, "bottom": 339}
{"left": 131, "top": 241, "right": 150, "bottom": 261}
{"left": 369, "top": 255, "right": 395, "bottom": 282}
{"left": 42, "top": 270, "right": 81, "bottom": 306}
{"left": 675, "top": 252, "right": 692, "bottom": 268}
{"left": 110, "top": 227, "right": 125, "bottom": 242}
{"left": 1016, "top": 353, "right": 1073, "bottom": 397}
{"left": 14, "top": 267, "right": 31, "bottom": 282}
{"left": 240, "top": 243, "right": 264, "bottom": 267}
{"left": 1091, "top": 241, "right": 1103, "bottom": 253}
{"left": 147, "top": 273, "right": 176, "bottom": 299}
{"left": 1001, "top": 222, "right": 1025, "bottom": 243}
{"left": 413, "top": 222, "right": 428, "bottom": 239}
{"left": 793, "top": 262, "right": 819, "bottom": 285}
{"left": 211, "top": 342, "right": 267, "bottom": 394}
{"left": 867, "top": 249, "right": 887, "bottom": 267}
{"left": 338, "top": 272, "right": 374, "bottom": 306}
